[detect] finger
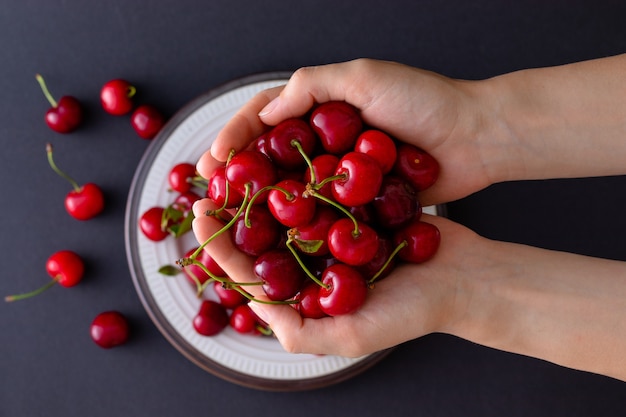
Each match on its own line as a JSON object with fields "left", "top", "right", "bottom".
{"left": 195, "top": 147, "right": 225, "bottom": 181}
{"left": 210, "top": 86, "right": 284, "bottom": 162}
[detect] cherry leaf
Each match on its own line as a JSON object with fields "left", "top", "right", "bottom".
{"left": 294, "top": 238, "right": 324, "bottom": 254}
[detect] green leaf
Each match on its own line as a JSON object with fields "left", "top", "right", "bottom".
{"left": 294, "top": 238, "right": 324, "bottom": 254}
{"left": 158, "top": 264, "right": 181, "bottom": 276}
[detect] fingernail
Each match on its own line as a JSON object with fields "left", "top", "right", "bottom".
{"left": 258, "top": 97, "right": 280, "bottom": 117}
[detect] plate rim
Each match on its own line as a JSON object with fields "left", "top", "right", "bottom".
{"left": 124, "top": 72, "right": 394, "bottom": 391}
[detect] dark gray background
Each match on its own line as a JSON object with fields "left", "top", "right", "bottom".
{"left": 1, "top": 1, "right": 625, "bottom": 416}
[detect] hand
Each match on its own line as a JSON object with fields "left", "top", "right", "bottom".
{"left": 197, "top": 58, "right": 498, "bottom": 206}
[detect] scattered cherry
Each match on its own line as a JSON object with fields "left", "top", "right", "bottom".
{"left": 100, "top": 79, "right": 136, "bottom": 115}
{"left": 46, "top": 143, "right": 104, "bottom": 221}
{"left": 90, "top": 311, "right": 130, "bottom": 349}
{"left": 5, "top": 250, "right": 85, "bottom": 302}
{"left": 131, "top": 104, "right": 165, "bottom": 139}
{"left": 168, "top": 162, "right": 197, "bottom": 193}
{"left": 35, "top": 74, "right": 83, "bottom": 133}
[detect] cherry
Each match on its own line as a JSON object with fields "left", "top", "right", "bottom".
{"left": 310, "top": 101, "right": 363, "bottom": 155}
{"left": 372, "top": 175, "right": 421, "bottom": 230}
{"left": 318, "top": 263, "right": 368, "bottom": 316}
{"left": 294, "top": 282, "right": 327, "bottom": 319}
{"left": 267, "top": 179, "right": 317, "bottom": 228}
{"left": 291, "top": 205, "right": 338, "bottom": 256}
{"left": 193, "top": 300, "right": 229, "bottom": 336}
{"left": 5, "top": 250, "right": 85, "bottom": 302}
{"left": 265, "top": 118, "right": 317, "bottom": 170}
{"left": 168, "top": 162, "right": 196, "bottom": 193}
{"left": 90, "top": 311, "right": 130, "bottom": 349}
{"left": 327, "top": 218, "right": 379, "bottom": 266}
{"left": 139, "top": 206, "right": 169, "bottom": 241}
{"left": 304, "top": 153, "right": 339, "bottom": 202}
{"left": 225, "top": 150, "right": 277, "bottom": 204}
{"left": 206, "top": 165, "right": 244, "bottom": 209}
{"left": 357, "top": 235, "right": 396, "bottom": 282}
{"left": 46, "top": 143, "right": 105, "bottom": 221}
{"left": 131, "top": 104, "right": 165, "bottom": 139}
{"left": 254, "top": 249, "right": 306, "bottom": 301}
{"left": 229, "top": 304, "right": 260, "bottom": 334}
{"left": 393, "top": 143, "right": 440, "bottom": 191}
{"left": 354, "top": 129, "right": 397, "bottom": 174}
{"left": 213, "top": 281, "right": 247, "bottom": 309}
{"left": 231, "top": 205, "right": 282, "bottom": 256}
{"left": 100, "top": 79, "right": 136, "bottom": 115}
{"left": 182, "top": 247, "right": 226, "bottom": 288}
{"left": 331, "top": 152, "right": 382, "bottom": 207}
{"left": 35, "top": 74, "right": 83, "bottom": 133}
{"left": 393, "top": 220, "right": 441, "bottom": 263}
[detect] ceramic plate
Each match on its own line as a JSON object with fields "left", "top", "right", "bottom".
{"left": 124, "top": 73, "right": 418, "bottom": 391}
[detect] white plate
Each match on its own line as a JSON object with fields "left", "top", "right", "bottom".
{"left": 124, "top": 73, "right": 397, "bottom": 391}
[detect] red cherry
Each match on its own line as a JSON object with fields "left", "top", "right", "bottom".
{"left": 393, "top": 220, "right": 441, "bottom": 263}
{"left": 139, "top": 206, "right": 168, "bottom": 241}
{"left": 182, "top": 247, "right": 226, "bottom": 287}
{"left": 100, "top": 79, "right": 136, "bottom": 115}
{"left": 267, "top": 179, "right": 317, "bottom": 228}
{"left": 318, "top": 263, "right": 368, "bottom": 316}
{"left": 327, "top": 218, "right": 379, "bottom": 266}
{"left": 229, "top": 304, "right": 260, "bottom": 334}
{"left": 354, "top": 129, "right": 397, "bottom": 174}
{"left": 35, "top": 74, "right": 83, "bottom": 133}
{"left": 226, "top": 150, "right": 278, "bottom": 204}
{"left": 213, "top": 281, "right": 247, "bottom": 309}
{"left": 357, "top": 236, "right": 396, "bottom": 282}
{"left": 265, "top": 118, "right": 317, "bottom": 170}
{"left": 172, "top": 190, "right": 201, "bottom": 214}
{"left": 5, "top": 250, "right": 85, "bottom": 302}
{"left": 193, "top": 300, "right": 229, "bottom": 336}
{"left": 291, "top": 205, "right": 338, "bottom": 256}
{"left": 371, "top": 175, "right": 421, "bottom": 230}
{"left": 90, "top": 311, "right": 130, "bottom": 349}
{"left": 131, "top": 104, "right": 165, "bottom": 139}
{"left": 304, "top": 153, "right": 339, "bottom": 202}
{"left": 231, "top": 205, "right": 282, "bottom": 256}
{"left": 46, "top": 143, "right": 104, "bottom": 220}
{"left": 393, "top": 144, "right": 440, "bottom": 191}
{"left": 254, "top": 249, "right": 306, "bottom": 301}
{"left": 206, "top": 165, "right": 244, "bottom": 209}
{"left": 310, "top": 101, "right": 363, "bottom": 155}
{"left": 294, "top": 282, "right": 327, "bottom": 319}
{"left": 331, "top": 152, "right": 383, "bottom": 207}
{"left": 168, "top": 162, "right": 196, "bottom": 193}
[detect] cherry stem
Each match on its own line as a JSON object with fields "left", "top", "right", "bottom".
{"left": 285, "top": 239, "right": 330, "bottom": 289}
{"left": 306, "top": 187, "right": 361, "bottom": 237}
{"left": 188, "top": 176, "right": 208, "bottom": 190}
{"left": 368, "top": 240, "right": 408, "bottom": 286}
{"left": 46, "top": 143, "right": 81, "bottom": 192}
{"left": 35, "top": 74, "right": 58, "bottom": 108}
{"left": 5, "top": 277, "right": 59, "bottom": 302}
{"left": 290, "top": 140, "right": 315, "bottom": 182}
{"left": 127, "top": 85, "right": 137, "bottom": 99}
{"left": 244, "top": 184, "right": 292, "bottom": 227}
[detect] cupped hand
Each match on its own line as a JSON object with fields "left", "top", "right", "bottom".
{"left": 197, "top": 58, "right": 498, "bottom": 206}
{"left": 192, "top": 197, "right": 483, "bottom": 357}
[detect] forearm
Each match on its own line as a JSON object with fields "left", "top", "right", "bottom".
{"left": 476, "top": 53, "right": 626, "bottom": 183}
{"left": 451, "top": 239, "right": 626, "bottom": 381}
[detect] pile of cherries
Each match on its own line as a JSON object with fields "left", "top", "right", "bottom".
{"left": 148, "top": 100, "right": 442, "bottom": 337}
{"left": 5, "top": 75, "right": 167, "bottom": 349}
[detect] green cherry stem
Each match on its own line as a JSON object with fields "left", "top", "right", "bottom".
{"left": 306, "top": 185, "right": 361, "bottom": 237}
{"left": 5, "top": 277, "right": 60, "bottom": 302}
{"left": 368, "top": 240, "right": 408, "bottom": 286}
{"left": 244, "top": 184, "right": 292, "bottom": 227}
{"left": 285, "top": 238, "right": 330, "bottom": 289}
{"left": 35, "top": 74, "right": 58, "bottom": 108}
{"left": 290, "top": 140, "right": 315, "bottom": 182}
{"left": 46, "top": 143, "right": 81, "bottom": 192}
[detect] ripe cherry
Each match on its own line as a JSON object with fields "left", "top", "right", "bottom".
{"left": 318, "top": 263, "right": 368, "bottom": 316}
{"left": 304, "top": 153, "right": 339, "bottom": 202}
{"left": 294, "top": 282, "right": 327, "bottom": 319}
{"left": 100, "top": 79, "right": 136, "bottom": 115}
{"left": 47, "top": 143, "right": 104, "bottom": 221}
{"left": 372, "top": 175, "right": 421, "bottom": 230}
{"left": 131, "top": 104, "right": 165, "bottom": 139}
{"left": 168, "top": 162, "right": 196, "bottom": 193}
{"left": 193, "top": 300, "right": 229, "bottom": 336}
{"left": 393, "top": 144, "right": 440, "bottom": 191}
{"left": 90, "top": 311, "right": 130, "bottom": 349}
{"left": 310, "top": 101, "right": 363, "bottom": 155}
{"left": 206, "top": 165, "right": 244, "bottom": 209}
{"left": 327, "top": 218, "right": 379, "bottom": 266}
{"left": 354, "top": 129, "right": 397, "bottom": 174}
{"left": 226, "top": 150, "right": 277, "bottom": 204}
{"left": 265, "top": 118, "right": 317, "bottom": 170}
{"left": 331, "top": 152, "right": 382, "bottom": 207}
{"left": 267, "top": 179, "right": 316, "bottom": 228}
{"left": 182, "top": 247, "right": 226, "bottom": 288}
{"left": 393, "top": 220, "right": 441, "bottom": 263}
{"left": 229, "top": 304, "right": 260, "bottom": 334}
{"left": 291, "top": 205, "right": 338, "bottom": 256}
{"left": 35, "top": 74, "right": 83, "bottom": 133}
{"left": 231, "top": 205, "right": 282, "bottom": 256}
{"left": 254, "top": 249, "right": 306, "bottom": 301}
{"left": 139, "top": 206, "right": 168, "bottom": 241}
{"left": 5, "top": 250, "right": 85, "bottom": 302}
{"left": 213, "top": 281, "right": 247, "bottom": 309}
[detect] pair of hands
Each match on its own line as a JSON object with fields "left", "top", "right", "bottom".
{"left": 192, "top": 59, "right": 493, "bottom": 357}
